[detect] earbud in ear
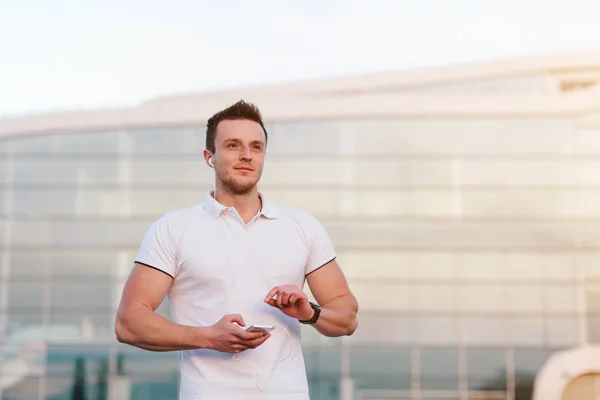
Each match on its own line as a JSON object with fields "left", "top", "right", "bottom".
{"left": 208, "top": 157, "right": 214, "bottom": 168}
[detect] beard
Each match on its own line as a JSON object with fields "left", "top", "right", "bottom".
{"left": 216, "top": 169, "right": 260, "bottom": 195}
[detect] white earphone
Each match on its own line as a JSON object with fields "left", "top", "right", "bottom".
{"left": 208, "top": 157, "right": 214, "bottom": 168}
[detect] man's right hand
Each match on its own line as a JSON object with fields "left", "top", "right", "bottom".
{"left": 207, "top": 314, "right": 271, "bottom": 353}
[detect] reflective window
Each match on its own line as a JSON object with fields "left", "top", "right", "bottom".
{"left": 11, "top": 189, "right": 77, "bottom": 216}
{"left": 467, "top": 348, "right": 507, "bottom": 391}
{"left": 336, "top": 252, "right": 412, "bottom": 280}
{"left": 130, "top": 188, "right": 210, "bottom": 216}
{"left": 7, "top": 251, "right": 50, "bottom": 276}
{"left": 458, "top": 254, "right": 506, "bottom": 281}
{"left": 461, "top": 317, "right": 506, "bottom": 346}
{"left": 506, "top": 318, "right": 544, "bottom": 346}
{"left": 54, "top": 131, "right": 119, "bottom": 154}
{"left": 350, "top": 346, "right": 411, "bottom": 390}
{"left": 5, "top": 135, "right": 56, "bottom": 153}
{"left": 420, "top": 347, "right": 459, "bottom": 390}
{"left": 545, "top": 285, "right": 579, "bottom": 314}
{"left": 51, "top": 220, "right": 152, "bottom": 247}
{"left": 267, "top": 122, "right": 343, "bottom": 155}
{"left": 413, "top": 283, "right": 456, "bottom": 312}
{"left": 11, "top": 159, "right": 118, "bottom": 184}
{"left": 129, "top": 128, "right": 203, "bottom": 155}
{"left": 350, "top": 282, "right": 409, "bottom": 311}
{"left": 513, "top": 348, "right": 556, "bottom": 377}
{"left": 459, "top": 285, "right": 505, "bottom": 313}
{"left": 506, "top": 285, "right": 544, "bottom": 313}
{"left": 414, "top": 317, "right": 458, "bottom": 345}
{"left": 10, "top": 220, "right": 52, "bottom": 247}
{"left": 350, "top": 313, "right": 411, "bottom": 345}
{"left": 462, "top": 160, "right": 600, "bottom": 186}
{"left": 546, "top": 317, "right": 579, "bottom": 347}
{"left": 51, "top": 250, "right": 118, "bottom": 277}
{"left": 6, "top": 278, "right": 45, "bottom": 334}
{"left": 131, "top": 159, "right": 208, "bottom": 185}
{"left": 349, "top": 118, "right": 571, "bottom": 155}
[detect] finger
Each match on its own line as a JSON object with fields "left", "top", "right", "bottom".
{"left": 246, "top": 333, "right": 271, "bottom": 348}
{"left": 281, "top": 291, "right": 294, "bottom": 306}
{"left": 264, "top": 287, "right": 280, "bottom": 303}
{"left": 277, "top": 290, "right": 287, "bottom": 308}
{"left": 266, "top": 298, "right": 279, "bottom": 308}
{"left": 225, "top": 314, "right": 245, "bottom": 327}
{"left": 288, "top": 293, "right": 297, "bottom": 305}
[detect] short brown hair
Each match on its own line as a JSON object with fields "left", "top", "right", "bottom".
{"left": 205, "top": 100, "right": 268, "bottom": 153}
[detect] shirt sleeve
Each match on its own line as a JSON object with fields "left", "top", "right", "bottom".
{"left": 134, "top": 214, "right": 179, "bottom": 278}
{"left": 304, "top": 213, "right": 337, "bottom": 276}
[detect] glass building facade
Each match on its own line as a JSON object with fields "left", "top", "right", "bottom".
{"left": 2, "top": 62, "right": 600, "bottom": 400}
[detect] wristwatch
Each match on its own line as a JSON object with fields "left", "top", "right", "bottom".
{"left": 299, "top": 302, "right": 321, "bottom": 325}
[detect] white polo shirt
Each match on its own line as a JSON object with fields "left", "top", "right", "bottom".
{"left": 134, "top": 191, "right": 336, "bottom": 400}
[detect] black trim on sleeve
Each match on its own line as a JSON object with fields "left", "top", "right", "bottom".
{"left": 134, "top": 261, "right": 175, "bottom": 279}
{"left": 305, "top": 256, "right": 336, "bottom": 277}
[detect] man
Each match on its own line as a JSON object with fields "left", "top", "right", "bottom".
{"left": 115, "top": 100, "right": 359, "bottom": 399}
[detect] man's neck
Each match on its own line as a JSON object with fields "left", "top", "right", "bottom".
{"left": 213, "top": 187, "right": 262, "bottom": 223}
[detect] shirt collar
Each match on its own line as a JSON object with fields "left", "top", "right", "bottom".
{"left": 203, "top": 190, "right": 278, "bottom": 219}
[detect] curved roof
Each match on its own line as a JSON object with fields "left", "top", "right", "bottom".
{"left": 2, "top": 51, "right": 600, "bottom": 138}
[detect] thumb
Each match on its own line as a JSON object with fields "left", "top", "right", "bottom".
{"left": 225, "top": 314, "right": 245, "bottom": 327}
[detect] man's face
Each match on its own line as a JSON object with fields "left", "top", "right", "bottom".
{"left": 208, "top": 119, "right": 266, "bottom": 195}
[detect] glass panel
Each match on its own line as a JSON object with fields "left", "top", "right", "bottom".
{"left": 506, "top": 286, "right": 544, "bottom": 314}
{"left": 349, "top": 282, "right": 409, "bottom": 311}
{"left": 413, "top": 283, "right": 456, "bottom": 312}
{"left": 420, "top": 347, "right": 459, "bottom": 390}
{"left": 51, "top": 220, "right": 152, "bottom": 247}
{"left": 45, "top": 344, "right": 110, "bottom": 400}
{"left": 349, "top": 118, "right": 571, "bottom": 155}
{"left": 48, "top": 310, "right": 113, "bottom": 339}
{"left": 546, "top": 317, "right": 578, "bottom": 347}
{"left": 268, "top": 122, "right": 342, "bottom": 155}
{"left": 504, "top": 254, "right": 543, "bottom": 281}
{"left": 10, "top": 220, "right": 52, "bottom": 247}
{"left": 414, "top": 317, "right": 458, "bottom": 345}
{"left": 12, "top": 189, "right": 77, "bottom": 216}
{"left": 513, "top": 348, "right": 555, "bottom": 383}
{"left": 462, "top": 160, "right": 600, "bottom": 186}
{"left": 353, "top": 190, "right": 452, "bottom": 217}
{"left": 131, "top": 159, "right": 208, "bottom": 185}
{"left": 545, "top": 285, "right": 579, "bottom": 314}
{"left": 336, "top": 252, "right": 413, "bottom": 280}
{"left": 129, "top": 188, "right": 205, "bottom": 216}
{"left": 52, "top": 250, "right": 119, "bottom": 278}
{"left": 262, "top": 160, "right": 452, "bottom": 186}
{"left": 7, "top": 135, "right": 56, "bottom": 153}
{"left": 8, "top": 251, "right": 50, "bottom": 276}
{"left": 350, "top": 346, "right": 411, "bottom": 390}
{"left": 459, "top": 285, "right": 505, "bottom": 313}
{"left": 458, "top": 254, "right": 506, "bottom": 282}
{"left": 11, "top": 159, "right": 118, "bottom": 184}
{"left": 54, "top": 131, "right": 120, "bottom": 154}
{"left": 2, "top": 376, "right": 42, "bottom": 399}
{"left": 467, "top": 348, "right": 507, "bottom": 391}
{"left": 461, "top": 317, "right": 506, "bottom": 346}
{"left": 7, "top": 279, "right": 44, "bottom": 315}
{"left": 507, "top": 318, "right": 544, "bottom": 346}
{"left": 350, "top": 313, "right": 411, "bottom": 345}
{"left": 129, "top": 128, "right": 203, "bottom": 155}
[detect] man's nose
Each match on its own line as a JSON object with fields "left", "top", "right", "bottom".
{"left": 240, "top": 146, "right": 252, "bottom": 160}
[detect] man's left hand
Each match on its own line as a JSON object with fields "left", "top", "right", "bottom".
{"left": 264, "top": 285, "right": 314, "bottom": 321}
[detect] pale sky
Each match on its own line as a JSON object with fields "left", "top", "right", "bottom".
{"left": 2, "top": 0, "right": 600, "bottom": 117}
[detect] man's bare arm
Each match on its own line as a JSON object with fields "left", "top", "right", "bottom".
{"left": 115, "top": 264, "right": 270, "bottom": 353}
{"left": 306, "top": 260, "right": 359, "bottom": 337}
{"left": 115, "top": 263, "right": 212, "bottom": 351}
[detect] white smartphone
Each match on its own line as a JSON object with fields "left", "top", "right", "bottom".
{"left": 245, "top": 324, "right": 275, "bottom": 333}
